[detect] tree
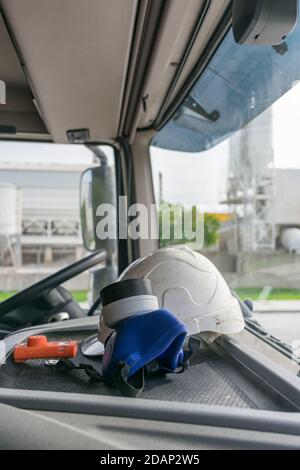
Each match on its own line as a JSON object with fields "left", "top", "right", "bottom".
{"left": 158, "top": 203, "right": 220, "bottom": 249}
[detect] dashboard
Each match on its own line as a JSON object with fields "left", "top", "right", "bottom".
{"left": 0, "top": 317, "right": 300, "bottom": 449}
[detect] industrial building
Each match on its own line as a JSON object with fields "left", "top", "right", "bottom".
{"left": 0, "top": 142, "right": 94, "bottom": 268}
{"left": 226, "top": 105, "right": 300, "bottom": 255}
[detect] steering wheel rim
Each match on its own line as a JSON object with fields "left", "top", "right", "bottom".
{"left": 0, "top": 250, "right": 107, "bottom": 317}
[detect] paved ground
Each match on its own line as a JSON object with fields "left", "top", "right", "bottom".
{"left": 254, "top": 300, "right": 300, "bottom": 313}
{"left": 253, "top": 311, "right": 300, "bottom": 346}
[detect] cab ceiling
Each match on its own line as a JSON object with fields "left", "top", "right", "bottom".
{"left": 0, "top": 0, "right": 138, "bottom": 142}
{"left": 0, "top": 13, "right": 47, "bottom": 135}
{"left": 0, "top": 0, "right": 231, "bottom": 143}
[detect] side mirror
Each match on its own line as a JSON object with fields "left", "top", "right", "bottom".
{"left": 232, "top": 0, "right": 298, "bottom": 46}
{"left": 80, "top": 165, "right": 117, "bottom": 253}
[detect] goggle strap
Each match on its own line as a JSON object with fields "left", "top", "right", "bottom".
{"left": 114, "top": 362, "right": 145, "bottom": 398}
{"left": 180, "top": 336, "right": 202, "bottom": 370}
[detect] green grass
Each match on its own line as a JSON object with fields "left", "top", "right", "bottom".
{"left": 1, "top": 288, "right": 299, "bottom": 303}
{"left": 236, "top": 288, "right": 300, "bottom": 301}
{"left": 71, "top": 291, "right": 88, "bottom": 302}
{"left": 0, "top": 290, "right": 88, "bottom": 302}
{"left": 0, "top": 291, "right": 17, "bottom": 302}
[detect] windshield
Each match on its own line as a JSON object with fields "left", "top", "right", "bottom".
{"left": 152, "top": 10, "right": 300, "bottom": 356}
{"left": 154, "top": 15, "right": 300, "bottom": 153}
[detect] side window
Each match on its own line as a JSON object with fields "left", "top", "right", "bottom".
{"left": 0, "top": 142, "right": 117, "bottom": 304}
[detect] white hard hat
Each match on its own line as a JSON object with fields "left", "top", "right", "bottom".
{"left": 98, "top": 245, "right": 244, "bottom": 344}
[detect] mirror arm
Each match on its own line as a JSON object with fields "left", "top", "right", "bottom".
{"left": 86, "top": 144, "right": 108, "bottom": 166}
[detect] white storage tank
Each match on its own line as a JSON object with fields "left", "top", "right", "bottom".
{"left": 0, "top": 183, "right": 22, "bottom": 236}
{"left": 280, "top": 228, "right": 300, "bottom": 254}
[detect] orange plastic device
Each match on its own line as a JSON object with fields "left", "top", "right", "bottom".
{"left": 13, "top": 335, "right": 78, "bottom": 363}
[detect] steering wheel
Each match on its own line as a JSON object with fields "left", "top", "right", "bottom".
{"left": 0, "top": 251, "right": 106, "bottom": 318}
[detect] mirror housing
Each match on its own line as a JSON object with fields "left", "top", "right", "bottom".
{"left": 80, "top": 165, "right": 117, "bottom": 254}
{"left": 232, "top": 0, "right": 298, "bottom": 46}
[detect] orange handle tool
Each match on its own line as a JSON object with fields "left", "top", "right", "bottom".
{"left": 13, "top": 335, "right": 78, "bottom": 363}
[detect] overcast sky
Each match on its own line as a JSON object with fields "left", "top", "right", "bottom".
{"left": 273, "top": 81, "right": 300, "bottom": 168}
{"left": 0, "top": 141, "right": 93, "bottom": 166}
{"left": 150, "top": 141, "right": 229, "bottom": 210}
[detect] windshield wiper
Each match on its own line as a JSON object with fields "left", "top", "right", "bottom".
{"left": 245, "top": 318, "right": 300, "bottom": 364}
{"left": 232, "top": 291, "right": 299, "bottom": 364}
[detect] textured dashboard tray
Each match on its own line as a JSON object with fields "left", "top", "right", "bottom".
{"left": 0, "top": 330, "right": 262, "bottom": 409}
{"left": 0, "top": 353, "right": 258, "bottom": 409}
